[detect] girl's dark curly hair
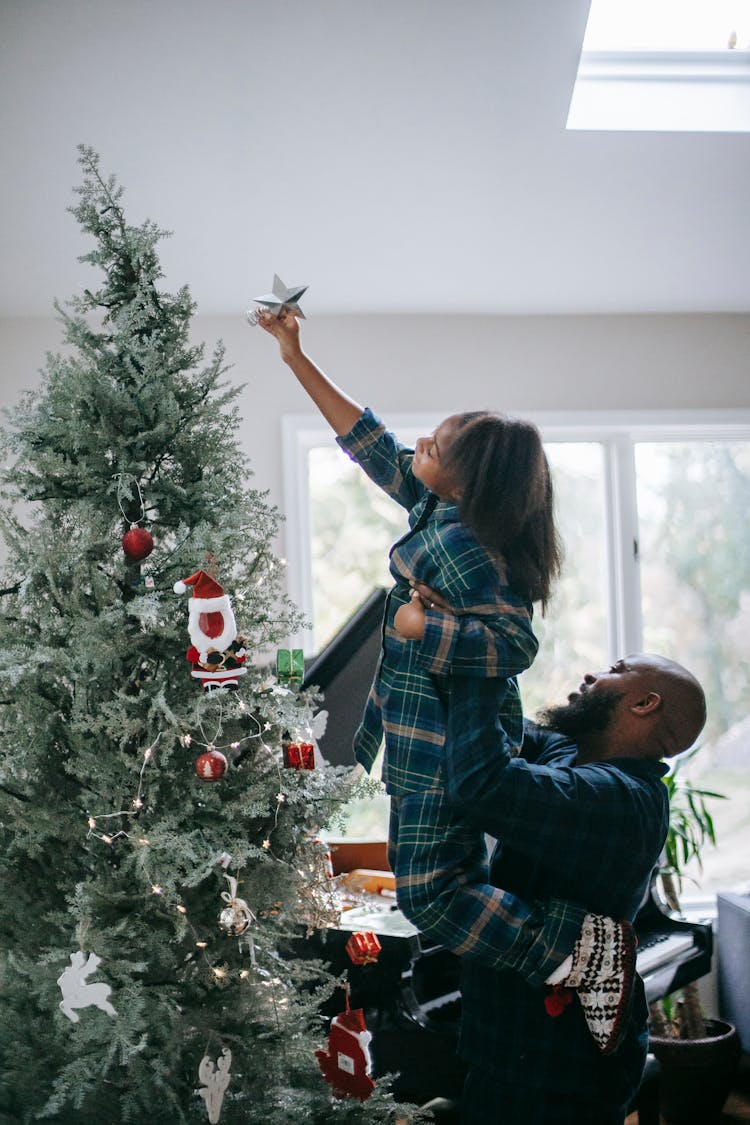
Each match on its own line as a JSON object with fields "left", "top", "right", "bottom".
{"left": 443, "top": 411, "right": 563, "bottom": 611}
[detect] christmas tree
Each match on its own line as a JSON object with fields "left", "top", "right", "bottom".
{"left": 0, "top": 147, "right": 415, "bottom": 1125}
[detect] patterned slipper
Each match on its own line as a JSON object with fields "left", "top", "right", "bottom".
{"left": 563, "top": 914, "right": 637, "bottom": 1055}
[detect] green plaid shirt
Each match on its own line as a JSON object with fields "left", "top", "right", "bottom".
{"left": 337, "top": 409, "right": 538, "bottom": 795}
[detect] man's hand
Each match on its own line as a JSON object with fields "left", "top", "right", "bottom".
{"left": 410, "top": 582, "right": 453, "bottom": 614}
{"left": 258, "top": 308, "right": 303, "bottom": 364}
{"left": 393, "top": 592, "right": 426, "bottom": 640}
{"left": 394, "top": 583, "right": 455, "bottom": 639}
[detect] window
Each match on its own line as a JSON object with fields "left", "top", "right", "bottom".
{"left": 567, "top": 0, "right": 750, "bottom": 133}
{"left": 284, "top": 411, "right": 750, "bottom": 893}
{"left": 308, "top": 444, "right": 407, "bottom": 651}
{"left": 636, "top": 441, "right": 750, "bottom": 892}
{"left": 582, "top": 0, "right": 750, "bottom": 51}
{"left": 516, "top": 442, "right": 609, "bottom": 717}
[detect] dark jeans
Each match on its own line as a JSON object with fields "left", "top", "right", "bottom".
{"left": 461, "top": 1067, "right": 627, "bottom": 1125}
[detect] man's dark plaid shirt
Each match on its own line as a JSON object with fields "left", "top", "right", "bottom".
{"left": 445, "top": 676, "right": 670, "bottom": 1110}
{"left": 337, "top": 408, "right": 538, "bottom": 795}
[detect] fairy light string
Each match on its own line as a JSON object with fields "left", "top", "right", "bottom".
{"left": 82, "top": 645, "right": 325, "bottom": 1012}
{"left": 85, "top": 697, "right": 292, "bottom": 854}
{"left": 85, "top": 733, "right": 164, "bottom": 845}
{"left": 78, "top": 549, "right": 319, "bottom": 1028}
{"left": 83, "top": 731, "right": 291, "bottom": 981}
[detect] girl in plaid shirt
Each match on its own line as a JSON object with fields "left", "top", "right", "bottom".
{"left": 261, "top": 310, "right": 637, "bottom": 1055}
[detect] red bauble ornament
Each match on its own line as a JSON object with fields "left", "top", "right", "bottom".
{"left": 195, "top": 749, "right": 228, "bottom": 781}
{"left": 122, "top": 526, "right": 154, "bottom": 561}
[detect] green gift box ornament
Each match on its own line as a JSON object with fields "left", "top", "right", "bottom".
{"left": 276, "top": 648, "right": 304, "bottom": 685}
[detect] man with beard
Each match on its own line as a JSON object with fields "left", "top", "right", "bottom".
{"left": 440, "top": 648, "right": 706, "bottom": 1125}
{"left": 409, "top": 580, "right": 706, "bottom": 1124}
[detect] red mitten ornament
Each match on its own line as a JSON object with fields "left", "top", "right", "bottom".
{"left": 315, "top": 993, "right": 375, "bottom": 1101}
{"left": 122, "top": 525, "right": 154, "bottom": 561}
{"left": 544, "top": 985, "right": 575, "bottom": 1018}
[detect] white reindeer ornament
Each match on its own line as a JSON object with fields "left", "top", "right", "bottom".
{"left": 57, "top": 951, "right": 117, "bottom": 1023}
{"left": 198, "top": 1047, "right": 232, "bottom": 1123}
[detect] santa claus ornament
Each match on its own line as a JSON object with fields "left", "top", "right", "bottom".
{"left": 174, "top": 568, "right": 248, "bottom": 691}
{"left": 315, "top": 989, "right": 375, "bottom": 1101}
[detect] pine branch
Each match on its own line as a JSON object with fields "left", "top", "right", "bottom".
{"left": 0, "top": 148, "right": 377, "bottom": 1123}
{"left": 0, "top": 784, "right": 29, "bottom": 803}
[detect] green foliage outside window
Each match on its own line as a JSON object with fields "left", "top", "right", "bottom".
{"left": 309, "top": 438, "right": 750, "bottom": 891}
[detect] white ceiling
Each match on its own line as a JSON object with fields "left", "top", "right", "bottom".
{"left": 1, "top": 0, "right": 749, "bottom": 319}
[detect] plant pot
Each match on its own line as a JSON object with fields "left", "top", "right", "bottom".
{"left": 649, "top": 1018, "right": 742, "bottom": 1124}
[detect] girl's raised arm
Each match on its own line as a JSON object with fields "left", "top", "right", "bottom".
{"left": 259, "top": 309, "right": 362, "bottom": 437}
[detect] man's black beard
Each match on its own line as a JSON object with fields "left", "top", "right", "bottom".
{"left": 537, "top": 688, "right": 625, "bottom": 739}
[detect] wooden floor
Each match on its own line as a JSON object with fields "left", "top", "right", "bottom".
{"left": 625, "top": 1053, "right": 750, "bottom": 1124}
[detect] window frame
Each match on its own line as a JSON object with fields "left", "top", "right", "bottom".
{"left": 282, "top": 408, "right": 750, "bottom": 656}
{"left": 567, "top": 49, "right": 750, "bottom": 133}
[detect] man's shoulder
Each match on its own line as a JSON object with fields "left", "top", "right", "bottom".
{"left": 520, "top": 721, "right": 577, "bottom": 763}
{"left": 521, "top": 722, "right": 669, "bottom": 781}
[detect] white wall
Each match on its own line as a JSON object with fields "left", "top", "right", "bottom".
{"left": 2, "top": 311, "right": 749, "bottom": 569}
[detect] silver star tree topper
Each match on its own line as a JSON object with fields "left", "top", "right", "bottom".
{"left": 246, "top": 274, "right": 308, "bottom": 324}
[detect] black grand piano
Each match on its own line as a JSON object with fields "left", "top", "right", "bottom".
{"left": 306, "top": 872, "right": 713, "bottom": 1106}
{"left": 302, "top": 591, "right": 715, "bottom": 1107}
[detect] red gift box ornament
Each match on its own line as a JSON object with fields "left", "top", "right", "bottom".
{"left": 345, "top": 931, "right": 382, "bottom": 966}
{"left": 283, "top": 742, "right": 315, "bottom": 770}
{"left": 315, "top": 989, "right": 375, "bottom": 1101}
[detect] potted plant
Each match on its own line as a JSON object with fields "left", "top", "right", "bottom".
{"left": 647, "top": 748, "right": 741, "bottom": 1124}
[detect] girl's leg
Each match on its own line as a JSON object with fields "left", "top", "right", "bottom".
{"left": 393, "top": 787, "right": 636, "bottom": 1054}
{"left": 392, "top": 787, "right": 581, "bottom": 981}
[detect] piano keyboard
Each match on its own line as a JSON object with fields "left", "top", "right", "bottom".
{"left": 636, "top": 931, "right": 695, "bottom": 975}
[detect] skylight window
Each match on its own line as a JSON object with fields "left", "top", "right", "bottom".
{"left": 567, "top": 0, "right": 750, "bottom": 132}
{"left": 582, "top": 0, "right": 749, "bottom": 51}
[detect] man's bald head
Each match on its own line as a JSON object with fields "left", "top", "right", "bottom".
{"left": 539, "top": 653, "right": 707, "bottom": 762}
{"left": 629, "top": 654, "right": 707, "bottom": 757}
